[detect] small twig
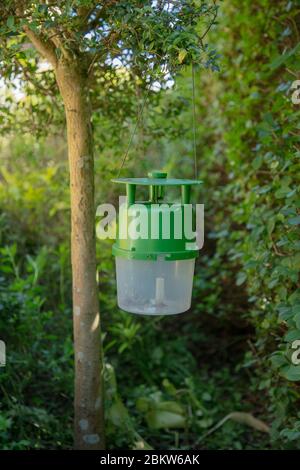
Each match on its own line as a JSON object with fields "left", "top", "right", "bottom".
{"left": 288, "top": 16, "right": 300, "bottom": 42}
{"left": 269, "top": 234, "right": 286, "bottom": 257}
{"left": 194, "top": 412, "right": 270, "bottom": 446}
{"left": 199, "top": 1, "right": 218, "bottom": 41}
{"left": 286, "top": 68, "right": 299, "bottom": 78}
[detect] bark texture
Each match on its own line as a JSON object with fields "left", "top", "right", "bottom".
{"left": 56, "top": 62, "right": 105, "bottom": 450}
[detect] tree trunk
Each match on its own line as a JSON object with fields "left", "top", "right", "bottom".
{"left": 55, "top": 62, "right": 105, "bottom": 450}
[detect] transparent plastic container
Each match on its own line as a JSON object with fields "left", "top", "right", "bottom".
{"left": 115, "top": 256, "right": 195, "bottom": 315}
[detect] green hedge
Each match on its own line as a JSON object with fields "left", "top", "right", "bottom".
{"left": 195, "top": 0, "right": 300, "bottom": 446}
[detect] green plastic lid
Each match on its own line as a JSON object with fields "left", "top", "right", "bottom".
{"left": 112, "top": 171, "right": 201, "bottom": 261}
{"left": 148, "top": 171, "right": 167, "bottom": 179}
{"left": 111, "top": 177, "right": 202, "bottom": 186}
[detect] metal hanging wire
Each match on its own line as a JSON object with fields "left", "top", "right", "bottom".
{"left": 117, "top": 0, "right": 168, "bottom": 178}
{"left": 192, "top": 62, "right": 198, "bottom": 179}
{"left": 117, "top": 82, "right": 154, "bottom": 178}
{"left": 117, "top": 2, "right": 199, "bottom": 179}
{"left": 117, "top": 62, "right": 199, "bottom": 179}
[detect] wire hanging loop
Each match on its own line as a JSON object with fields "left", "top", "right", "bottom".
{"left": 192, "top": 62, "right": 198, "bottom": 179}
{"left": 117, "top": 84, "right": 153, "bottom": 178}
{"left": 117, "top": 0, "right": 167, "bottom": 178}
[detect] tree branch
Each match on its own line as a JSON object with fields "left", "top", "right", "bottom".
{"left": 16, "top": 3, "right": 57, "bottom": 66}
{"left": 49, "top": 32, "right": 73, "bottom": 61}
{"left": 15, "top": 57, "right": 56, "bottom": 97}
{"left": 22, "top": 24, "right": 57, "bottom": 67}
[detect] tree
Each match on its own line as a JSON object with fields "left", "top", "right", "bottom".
{"left": 0, "top": 0, "right": 218, "bottom": 449}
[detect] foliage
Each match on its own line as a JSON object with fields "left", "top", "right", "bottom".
{"left": 205, "top": 0, "right": 300, "bottom": 446}
{"left": 158, "top": 0, "right": 300, "bottom": 448}
{"left": 0, "top": 1, "right": 218, "bottom": 137}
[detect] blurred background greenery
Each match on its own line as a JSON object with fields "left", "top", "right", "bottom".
{"left": 0, "top": 0, "right": 299, "bottom": 450}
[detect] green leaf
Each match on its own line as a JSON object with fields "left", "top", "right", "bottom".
{"left": 288, "top": 216, "right": 300, "bottom": 226}
{"left": 270, "top": 43, "right": 300, "bottom": 70}
{"left": 107, "top": 400, "right": 129, "bottom": 427}
{"left": 275, "top": 186, "right": 292, "bottom": 198}
{"left": 252, "top": 155, "right": 263, "bottom": 170}
{"left": 178, "top": 49, "right": 187, "bottom": 64}
{"left": 6, "top": 16, "right": 14, "bottom": 29}
{"left": 146, "top": 409, "right": 186, "bottom": 429}
{"left": 281, "top": 365, "right": 300, "bottom": 382}
{"left": 0, "top": 415, "right": 11, "bottom": 432}
{"left": 270, "top": 353, "right": 288, "bottom": 369}
{"left": 156, "top": 401, "right": 185, "bottom": 414}
{"left": 136, "top": 397, "right": 151, "bottom": 413}
{"left": 284, "top": 329, "right": 300, "bottom": 342}
{"left": 267, "top": 218, "right": 276, "bottom": 235}
{"left": 236, "top": 272, "right": 247, "bottom": 286}
{"left": 278, "top": 306, "right": 294, "bottom": 321}
{"left": 294, "top": 312, "right": 300, "bottom": 330}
